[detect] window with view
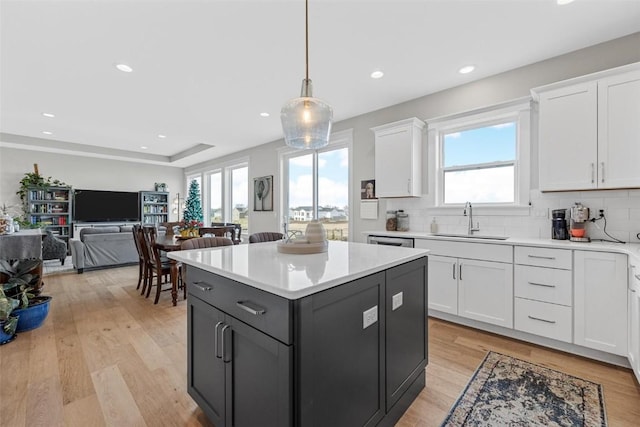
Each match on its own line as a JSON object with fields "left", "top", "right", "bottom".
{"left": 284, "top": 133, "right": 351, "bottom": 241}
{"left": 434, "top": 100, "right": 530, "bottom": 208}
{"left": 442, "top": 122, "right": 516, "bottom": 204}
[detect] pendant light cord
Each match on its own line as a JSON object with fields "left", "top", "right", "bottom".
{"left": 305, "top": 0, "right": 309, "bottom": 81}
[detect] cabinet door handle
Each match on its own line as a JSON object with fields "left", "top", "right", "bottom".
{"left": 591, "top": 163, "right": 595, "bottom": 184}
{"left": 459, "top": 264, "right": 463, "bottom": 281}
{"left": 528, "top": 315, "right": 556, "bottom": 324}
{"left": 601, "top": 162, "right": 605, "bottom": 183}
{"left": 407, "top": 179, "right": 411, "bottom": 194}
{"left": 192, "top": 281, "right": 213, "bottom": 292}
{"left": 221, "top": 324, "right": 231, "bottom": 363}
{"left": 236, "top": 301, "right": 266, "bottom": 316}
{"left": 452, "top": 264, "right": 456, "bottom": 280}
{"left": 527, "top": 255, "right": 556, "bottom": 260}
{"left": 214, "top": 321, "right": 224, "bottom": 359}
{"left": 528, "top": 281, "right": 556, "bottom": 288}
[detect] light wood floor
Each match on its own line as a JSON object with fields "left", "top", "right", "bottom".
{"left": 1, "top": 266, "right": 639, "bottom": 426}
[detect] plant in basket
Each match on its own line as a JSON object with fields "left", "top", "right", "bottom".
{"left": 179, "top": 220, "right": 203, "bottom": 237}
{"left": 0, "top": 259, "right": 52, "bottom": 334}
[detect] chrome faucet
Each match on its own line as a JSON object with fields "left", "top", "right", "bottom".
{"left": 464, "top": 202, "right": 480, "bottom": 235}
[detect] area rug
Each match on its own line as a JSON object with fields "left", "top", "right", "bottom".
{"left": 441, "top": 351, "right": 607, "bottom": 427}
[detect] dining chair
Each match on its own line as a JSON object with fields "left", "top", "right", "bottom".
{"left": 249, "top": 232, "right": 284, "bottom": 243}
{"left": 139, "top": 226, "right": 174, "bottom": 304}
{"left": 180, "top": 236, "right": 233, "bottom": 250}
{"left": 199, "top": 225, "right": 238, "bottom": 243}
{"left": 160, "top": 221, "right": 181, "bottom": 236}
{"left": 132, "top": 224, "right": 145, "bottom": 290}
{"left": 211, "top": 222, "right": 242, "bottom": 244}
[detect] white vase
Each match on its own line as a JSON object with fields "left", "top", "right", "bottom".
{"left": 305, "top": 221, "right": 326, "bottom": 243}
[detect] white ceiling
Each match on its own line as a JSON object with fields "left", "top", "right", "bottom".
{"left": 1, "top": 0, "right": 639, "bottom": 168}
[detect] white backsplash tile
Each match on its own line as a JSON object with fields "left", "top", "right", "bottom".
{"left": 386, "top": 188, "right": 640, "bottom": 242}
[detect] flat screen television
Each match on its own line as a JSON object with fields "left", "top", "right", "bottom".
{"left": 73, "top": 189, "right": 140, "bottom": 222}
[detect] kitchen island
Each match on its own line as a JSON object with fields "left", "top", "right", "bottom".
{"left": 168, "top": 241, "right": 429, "bottom": 427}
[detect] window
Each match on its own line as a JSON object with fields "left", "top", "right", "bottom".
{"left": 230, "top": 166, "right": 248, "bottom": 232}
{"left": 442, "top": 121, "right": 516, "bottom": 204}
{"left": 432, "top": 99, "right": 530, "bottom": 208}
{"left": 209, "top": 171, "right": 222, "bottom": 222}
{"left": 283, "top": 130, "right": 352, "bottom": 241}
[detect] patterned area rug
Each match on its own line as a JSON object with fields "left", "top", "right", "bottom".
{"left": 441, "top": 351, "right": 607, "bottom": 427}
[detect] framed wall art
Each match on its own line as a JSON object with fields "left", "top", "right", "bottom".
{"left": 253, "top": 175, "right": 273, "bottom": 211}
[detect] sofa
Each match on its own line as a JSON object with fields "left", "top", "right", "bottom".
{"left": 70, "top": 226, "right": 139, "bottom": 273}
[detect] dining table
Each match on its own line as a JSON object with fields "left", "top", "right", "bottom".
{"left": 153, "top": 234, "right": 184, "bottom": 306}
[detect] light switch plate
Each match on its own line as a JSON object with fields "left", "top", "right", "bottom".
{"left": 392, "top": 292, "right": 403, "bottom": 311}
{"left": 363, "top": 306, "right": 378, "bottom": 329}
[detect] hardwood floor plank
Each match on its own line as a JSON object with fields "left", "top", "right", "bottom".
{"left": 91, "top": 364, "right": 147, "bottom": 427}
{"left": 63, "top": 394, "right": 106, "bottom": 427}
{"left": 1, "top": 266, "right": 638, "bottom": 426}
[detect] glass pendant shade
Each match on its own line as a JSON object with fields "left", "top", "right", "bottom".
{"left": 281, "top": 79, "right": 333, "bottom": 149}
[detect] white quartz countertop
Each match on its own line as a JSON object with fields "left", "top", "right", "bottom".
{"left": 168, "top": 240, "right": 429, "bottom": 300}
{"left": 364, "top": 230, "right": 640, "bottom": 259}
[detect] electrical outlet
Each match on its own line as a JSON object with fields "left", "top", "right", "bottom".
{"left": 392, "top": 292, "right": 403, "bottom": 311}
{"left": 363, "top": 306, "right": 378, "bottom": 329}
{"left": 599, "top": 209, "right": 605, "bottom": 217}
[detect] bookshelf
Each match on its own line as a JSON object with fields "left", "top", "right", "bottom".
{"left": 27, "top": 186, "right": 72, "bottom": 249}
{"left": 140, "top": 191, "right": 169, "bottom": 225}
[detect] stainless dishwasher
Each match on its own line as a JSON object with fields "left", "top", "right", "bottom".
{"left": 367, "top": 235, "right": 414, "bottom": 248}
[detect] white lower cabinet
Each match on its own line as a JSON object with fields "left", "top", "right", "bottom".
{"left": 427, "top": 255, "right": 458, "bottom": 314}
{"left": 457, "top": 259, "right": 513, "bottom": 328}
{"left": 574, "top": 251, "right": 628, "bottom": 356}
{"left": 628, "top": 263, "right": 640, "bottom": 384}
{"left": 513, "top": 247, "right": 573, "bottom": 343}
{"left": 417, "top": 240, "right": 513, "bottom": 327}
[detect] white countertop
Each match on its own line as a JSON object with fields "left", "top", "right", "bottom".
{"left": 168, "top": 240, "right": 429, "bottom": 300}
{"left": 364, "top": 230, "right": 640, "bottom": 259}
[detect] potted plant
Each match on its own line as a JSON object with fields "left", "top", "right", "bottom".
{"left": 0, "top": 259, "right": 52, "bottom": 333}
{"left": 0, "top": 289, "right": 20, "bottom": 344}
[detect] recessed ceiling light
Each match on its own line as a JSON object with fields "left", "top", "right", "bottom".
{"left": 260, "top": 112, "right": 270, "bottom": 117}
{"left": 42, "top": 131, "right": 53, "bottom": 135}
{"left": 42, "top": 112, "right": 55, "bottom": 118}
{"left": 459, "top": 65, "right": 475, "bottom": 74}
{"left": 557, "top": 0, "right": 575, "bottom": 5}
{"left": 115, "top": 63, "right": 133, "bottom": 73}
{"left": 158, "top": 134, "right": 166, "bottom": 139}
{"left": 370, "top": 70, "right": 384, "bottom": 79}
{"left": 141, "top": 146, "right": 148, "bottom": 150}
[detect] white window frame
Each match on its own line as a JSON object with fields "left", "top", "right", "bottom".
{"left": 185, "top": 157, "right": 249, "bottom": 230}
{"left": 427, "top": 98, "right": 531, "bottom": 215}
{"left": 279, "top": 129, "right": 353, "bottom": 237}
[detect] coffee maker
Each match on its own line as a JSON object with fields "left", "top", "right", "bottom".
{"left": 569, "top": 202, "right": 590, "bottom": 242}
{"left": 551, "top": 209, "right": 568, "bottom": 240}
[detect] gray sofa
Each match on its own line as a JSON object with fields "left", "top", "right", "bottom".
{"left": 70, "top": 226, "right": 139, "bottom": 273}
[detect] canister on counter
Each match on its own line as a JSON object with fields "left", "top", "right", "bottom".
{"left": 397, "top": 210, "right": 409, "bottom": 231}
{"left": 385, "top": 210, "right": 397, "bottom": 231}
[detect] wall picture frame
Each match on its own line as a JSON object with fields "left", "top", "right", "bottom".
{"left": 360, "top": 179, "right": 376, "bottom": 199}
{"left": 253, "top": 175, "right": 273, "bottom": 211}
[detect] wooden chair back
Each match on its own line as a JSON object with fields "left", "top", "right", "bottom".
{"left": 181, "top": 237, "right": 233, "bottom": 250}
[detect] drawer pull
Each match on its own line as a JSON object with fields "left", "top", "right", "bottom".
{"left": 528, "top": 315, "right": 556, "bottom": 324}
{"left": 527, "top": 255, "right": 556, "bottom": 260}
{"left": 528, "top": 281, "right": 556, "bottom": 288}
{"left": 192, "top": 281, "right": 213, "bottom": 292}
{"left": 236, "top": 301, "right": 266, "bottom": 316}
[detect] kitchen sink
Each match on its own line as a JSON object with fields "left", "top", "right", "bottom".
{"left": 431, "top": 233, "right": 509, "bottom": 241}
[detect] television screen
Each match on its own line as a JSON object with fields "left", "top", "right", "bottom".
{"left": 73, "top": 189, "right": 140, "bottom": 222}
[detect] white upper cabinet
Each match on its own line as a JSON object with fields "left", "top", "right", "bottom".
{"left": 534, "top": 64, "right": 640, "bottom": 192}
{"left": 372, "top": 118, "right": 425, "bottom": 197}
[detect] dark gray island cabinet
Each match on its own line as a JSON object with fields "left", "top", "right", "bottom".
{"left": 183, "top": 252, "right": 427, "bottom": 427}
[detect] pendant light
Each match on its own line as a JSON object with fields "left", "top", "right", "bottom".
{"left": 281, "top": 0, "right": 333, "bottom": 149}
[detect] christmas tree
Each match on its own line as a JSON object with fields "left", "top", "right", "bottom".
{"left": 183, "top": 179, "right": 203, "bottom": 225}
